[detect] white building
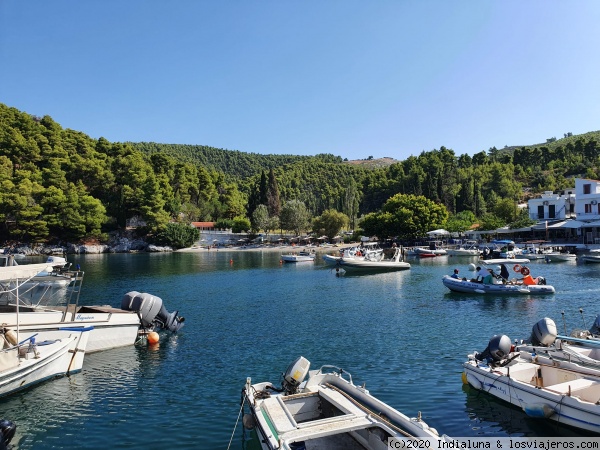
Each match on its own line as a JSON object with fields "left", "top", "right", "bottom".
{"left": 527, "top": 190, "right": 575, "bottom": 221}
{"left": 574, "top": 178, "right": 600, "bottom": 221}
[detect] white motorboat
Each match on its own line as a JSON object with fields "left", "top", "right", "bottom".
{"left": 0, "top": 255, "right": 76, "bottom": 288}
{"left": 463, "top": 334, "right": 600, "bottom": 433}
{"left": 242, "top": 356, "right": 450, "bottom": 450}
{"left": 414, "top": 247, "right": 447, "bottom": 256}
{"left": 441, "top": 275, "right": 555, "bottom": 295}
{"left": 0, "top": 263, "right": 93, "bottom": 397}
{"left": 281, "top": 251, "right": 315, "bottom": 263}
{"left": 446, "top": 246, "right": 480, "bottom": 257}
{"left": 581, "top": 249, "right": 600, "bottom": 263}
{"left": 544, "top": 252, "right": 577, "bottom": 262}
{"left": 322, "top": 244, "right": 384, "bottom": 266}
{"left": 337, "top": 248, "right": 410, "bottom": 272}
{"left": 0, "top": 264, "right": 185, "bottom": 354}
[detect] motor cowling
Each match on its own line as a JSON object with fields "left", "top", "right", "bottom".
{"left": 0, "top": 419, "right": 16, "bottom": 450}
{"left": 475, "top": 335, "right": 512, "bottom": 362}
{"left": 530, "top": 318, "right": 557, "bottom": 346}
{"left": 121, "top": 291, "right": 185, "bottom": 333}
{"left": 282, "top": 356, "right": 310, "bottom": 395}
{"left": 589, "top": 315, "right": 600, "bottom": 336}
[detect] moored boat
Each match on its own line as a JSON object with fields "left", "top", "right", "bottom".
{"left": 581, "top": 249, "right": 600, "bottom": 263}
{"left": 281, "top": 251, "right": 316, "bottom": 263}
{"left": 337, "top": 248, "right": 410, "bottom": 272}
{"left": 0, "top": 264, "right": 185, "bottom": 354}
{"left": 463, "top": 334, "right": 600, "bottom": 433}
{"left": 242, "top": 356, "right": 450, "bottom": 449}
{"left": 442, "top": 275, "right": 555, "bottom": 295}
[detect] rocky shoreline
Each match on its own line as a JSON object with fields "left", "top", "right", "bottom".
{"left": 4, "top": 237, "right": 173, "bottom": 256}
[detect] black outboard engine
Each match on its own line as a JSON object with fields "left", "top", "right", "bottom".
{"left": 0, "top": 419, "right": 16, "bottom": 450}
{"left": 121, "top": 291, "right": 185, "bottom": 333}
{"left": 475, "top": 335, "right": 511, "bottom": 362}
{"left": 589, "top": 315, "right": 600, "bottom": 336}
{"left": 530, "top": 318, "right": 557, "bottom": 346}
{"left": 537, "top": 276, "right": 546, "bottom": 285}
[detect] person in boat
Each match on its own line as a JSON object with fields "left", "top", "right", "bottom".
{"left": 474, "top": 266, "right": 488, "bottom": 283}
{"left": 451, "top": 268, "right": 460, "bottom": 279}
{"left": 517, "top": 266, "right": 537, "bottom": 285}
{"left": 482, "top": 269, "right": 494, "bottom": 284}
{"left": 499, "top": 264, "right": 510, "bottom": 283}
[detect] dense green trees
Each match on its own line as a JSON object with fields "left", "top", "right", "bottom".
{"left": 2, "top": 101, "right": 600, "bottom": 244}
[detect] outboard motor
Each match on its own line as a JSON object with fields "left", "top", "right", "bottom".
{"left": 121, "top": 291, "right": 185, "bottom": 333}
{"left": 530, "top": 318, "right": 557, "bottom": 346}
{"left": 475, "top": 335, "right": 511, "bottom": 362}
{"left": 0, "top": 419, "right": 16, "bottom": 450}
{"left": 536, "top": 276, "right": 546, "bottom": 285}
{"left": 589, "top": 315, "right": 600, "bottom": 336}
{"left": 282, "top": 356, "right": 310, "bottom": 395}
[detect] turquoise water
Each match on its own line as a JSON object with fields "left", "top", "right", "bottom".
{"left": 1, "top": 251, "right": 599, "bottom": 448}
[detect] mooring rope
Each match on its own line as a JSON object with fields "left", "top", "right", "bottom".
{"left": 226, "top": 395, "right": 245, "bottom": 450}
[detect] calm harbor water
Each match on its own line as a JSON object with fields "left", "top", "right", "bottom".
{"left": 2, "top": 250, "right": 600, "bottom": 448}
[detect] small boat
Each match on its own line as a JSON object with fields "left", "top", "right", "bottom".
{"left": 515, "top": 317, "right": 600, "bottom": 378}
{"left": 463, "top": 334, "right": 600, "bottom": 433}
{"left": 581, "top": 250, "right": 600, "bottom": 263}
{"left": 441, "top": 275, "right": 555, "bottom": 295}
{"left": 0, "top": 262, "right": 185, "bottom": 354}
{"left": 281, "top": 251, "right": 315, "bottom": 263}
{"left": 337, "top": 248, "right": 410, "bottom": 272}
{"left": 544, "top": 252, "right": 577, "bottom": 262}
{"left": 446, "top": 246, "right": 480, "bottom": 257}
{"left": 0, "top": 263, "right": 93, "bottom": 397}
{"left": 242, "top": 356, "right": 450, "bottom": 449}
{"left": 414, "top": 247, "right": 447, "bottom": 256}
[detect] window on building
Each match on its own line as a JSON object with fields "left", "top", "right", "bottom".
{"left": 537, "top": 205, "right": 544, "bottom": 219}
{"left": 585, "top": 204, "right": 593, "bottom": 213}
{"left": 584, "top": 184, "right": 592, "bottom": 194}
{"left": 549, "top": 204, "right": 555, "bottom": 218}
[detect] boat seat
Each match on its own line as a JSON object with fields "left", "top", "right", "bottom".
{"left": 318, "top": 387, "right": 368, "bottom": 417}
{"left": 545, "top": 378, "right": 597, "bottom": 395}
{"left": 262, "top": 397, "right": 297, "bottom": 433}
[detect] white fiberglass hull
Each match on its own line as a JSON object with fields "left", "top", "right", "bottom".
{"left": 0, "top": 308, "right": 140, "bottom": 353}
{"left": 463, "top": 358, "right": 600, "bottom": 433}
{"left": 442, "top": 276, "right": 555, "bottom": 295}
{"left": 0, "top": 327, "right": 91, "bottom": 398}
{"left": 338, "top": 259, "right": 410, "bottom": 272}
{"left": 244, "top": 365, "right": 447, "bottom": 450}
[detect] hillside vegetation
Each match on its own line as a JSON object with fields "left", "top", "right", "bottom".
{"left": 1, "top": 101, "right": 599, "bottom": 244}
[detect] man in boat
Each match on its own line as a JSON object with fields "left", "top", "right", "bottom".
{"left": 451, "top": 269, "right": 460, "bottom": 279}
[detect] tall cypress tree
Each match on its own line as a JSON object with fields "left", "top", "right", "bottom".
{"left": 266, "top": 168, "right": 280, "bottom": 217}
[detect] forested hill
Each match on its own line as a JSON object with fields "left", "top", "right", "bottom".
{"left": 2, "top": 100, "right": 600, "bottom": 245}
{"left": 129, "top": 142, "right": 344, "bottom": 180}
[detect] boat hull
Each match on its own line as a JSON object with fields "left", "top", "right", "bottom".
{"left": 0, "top": 308, "right": 141, "bottom": 353}
{"left": 338, "top": 260, "right": 410, "bottom": 272}
{"left": 442, "top": 276, "right": 555, "bottom": 295}
{"left": 463, "top": 359, "right": 600, "bottom": 433}
{"left": 0, "top": 328, "right": 91, "bottom": 398}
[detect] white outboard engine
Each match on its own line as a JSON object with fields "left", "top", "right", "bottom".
{"left": 282, "top": 356, "right": 310, "bottom": 395}
{"left": 475, "top": 335, "right": 512, "bottom": 362}
{"left": 530, "top": 318, "right": 557, "bottom": 346}
{"left": 121, "top": 291, "right": 185, "bottom": 333}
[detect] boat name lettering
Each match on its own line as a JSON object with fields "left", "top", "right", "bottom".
{"left": 75, "top": 314, "right": 96, "bottom": 321}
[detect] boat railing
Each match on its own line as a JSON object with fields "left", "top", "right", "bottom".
{"left": 315, "top": 365, "right": 353, "bottom": 384}
{"left": 61, "top": 270, "right": 85, "bottom": 322}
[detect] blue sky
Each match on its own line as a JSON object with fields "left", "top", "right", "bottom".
{"left": 1, "top": 1, "right": 599, "bottom": 161}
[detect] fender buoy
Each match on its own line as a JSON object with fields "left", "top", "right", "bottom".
{"left": 520, "top": 266, "right": 530, "bottom": 276}
{"left": 513, "top": 264, "right": 522, "bottom": 273}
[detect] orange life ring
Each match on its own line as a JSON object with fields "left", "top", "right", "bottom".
{"left": 520, "top": 266, "right": 530, "bottom": 276}
{"left": 513, "top": 264, "right": 522, "bottom": 273}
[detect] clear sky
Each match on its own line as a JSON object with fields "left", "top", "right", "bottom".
{"left": 1, "top": 1, "right": 599, "bottom": 161}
